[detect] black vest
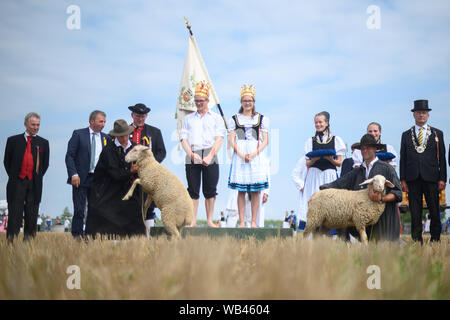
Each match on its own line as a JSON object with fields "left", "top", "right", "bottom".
{"left": 233, "top": 114, "right": 263, "bottom": 141}
{"left": 311, "top": 135, "right": 336, "bottom": 171}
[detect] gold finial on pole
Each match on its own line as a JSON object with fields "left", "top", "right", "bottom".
{"left": 184, "top": 17, "right": 193, "bottom": 36}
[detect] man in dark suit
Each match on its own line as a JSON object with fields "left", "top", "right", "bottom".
{"left": 4, "top": 112, "right": 50, "bottom": 241}
{"left": 400, "top": 100, "right": 446, "bottom": 243}
{"left": 128, "top": 103, "right": 166, "bottom": 233}
{"left": 65, "top": 110, "right": 110, "bottom": 238}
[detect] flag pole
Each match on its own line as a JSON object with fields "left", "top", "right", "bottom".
{"left": 184, "top": 17, "right": 228, "bottom": 130}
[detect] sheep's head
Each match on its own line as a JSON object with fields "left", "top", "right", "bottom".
{"left": 125, "top": 145, "right": 154, "bottom": 163}
{"left": 359, "top": 174, "right": 394, "bottom": 193}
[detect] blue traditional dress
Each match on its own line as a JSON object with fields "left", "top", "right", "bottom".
{"left": 228, "top": 113, "right": 269, "bottom": 192}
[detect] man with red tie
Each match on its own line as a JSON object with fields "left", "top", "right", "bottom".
{"left": 4, "top": 112, "right": 49, "bottom": 241}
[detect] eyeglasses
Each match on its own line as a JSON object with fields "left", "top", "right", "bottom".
{"left": 242, "top": 100, "right": 254, "bottom": 103}
{"left": 194, "top": 100, "right": 207, "bottom": 104}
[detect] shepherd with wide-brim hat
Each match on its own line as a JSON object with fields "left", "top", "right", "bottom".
{"left": 109, "top": 119, "right": 134, "bottom": 137}
{"left": 85, "top": 119, "right": 145, "bottom": 238}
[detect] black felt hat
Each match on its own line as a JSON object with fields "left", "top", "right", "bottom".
{"left": 354, "top": 134, "right": 385, "bottom": 151}
{"left": 411, "top": 99, "right": 431, "bottom": 112}
{"left": 128, "top": 103, "right": 150, "bottom": 114}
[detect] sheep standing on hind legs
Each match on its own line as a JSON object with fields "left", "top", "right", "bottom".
{"left": 304, "top": 172, "right": 402, "bottom": 244}
{"left": 122, "top": 145, "right": 193, "bottom": 238}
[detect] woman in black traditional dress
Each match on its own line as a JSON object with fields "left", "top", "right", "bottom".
{"left": 85, "top": 119, "right": 145, "bottom": 238}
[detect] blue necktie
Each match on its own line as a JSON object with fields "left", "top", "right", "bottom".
{"left": 90, "top": 133, "right": 96, "bottom": 171}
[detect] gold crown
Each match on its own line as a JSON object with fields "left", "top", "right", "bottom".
{"left": 195, "top": 81, "right": 210, "bottom": 98}
{"left": 240, "top": 84, "right": 255, "bottom": 98}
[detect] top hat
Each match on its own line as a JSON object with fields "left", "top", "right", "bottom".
{"left": 128, "top": 103, "right": 151, "bottom": 114}
{"left": 109, "top": 119, "right": 134, "bottom": 137}
{"left": 411, "top": 99, "right": 431, "bottom": 112}
{"left": 354, "top": 134, "right": 385, "bottom": 151}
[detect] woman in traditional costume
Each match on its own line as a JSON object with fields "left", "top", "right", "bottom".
{"left": 299, "top": 111, "right": 346, "bottom": 229}
{"left": 228, "top": 85, "right": 269, "bottom": 228}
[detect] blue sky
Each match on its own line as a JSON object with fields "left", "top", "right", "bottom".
{"left": 1, "top": 0, "right": 450, "bottom": 220}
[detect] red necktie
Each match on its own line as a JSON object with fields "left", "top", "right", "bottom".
{"left": 19, "top": 136, "right": 34, "bottom": 180}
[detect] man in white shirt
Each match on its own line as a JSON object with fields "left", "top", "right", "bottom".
{"left": 180, "top": 81, "right": 225, "bottom": 227}
{"left": 65, "top": 110, "right": 110, "bottom": 238}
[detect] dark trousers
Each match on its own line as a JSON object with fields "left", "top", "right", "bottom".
{"left": 7, "top": 178, "right": 39, "bottom": 241}
{"left": 71, "top": 176, "right": 93, "bottom": 237}
{"left": 185, "top": 163, "right": 219, "bottom": 199}
{"left": 407, "top": 178, "right": 441, "bottom": 243}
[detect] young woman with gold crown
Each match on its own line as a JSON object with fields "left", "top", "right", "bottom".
{"left": 227, "top": 85, "right": 269, "bottom": 228}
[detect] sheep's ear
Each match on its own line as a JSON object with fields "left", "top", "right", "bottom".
{"left": 385, "top": 180, "right": 395, "bottom": 188}
{"left": 359, "top": 178, "right": 374, "bottom": 186}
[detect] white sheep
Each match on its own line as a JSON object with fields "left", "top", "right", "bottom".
{"left": 303, "top": 174, "right": 394, "bottom": 244}
{"left": 122, "top": 145, "right": 193, "bottom": 238}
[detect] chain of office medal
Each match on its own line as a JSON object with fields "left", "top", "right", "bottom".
{"left": 410, "top": 124, "right": 431, "bottom": 153}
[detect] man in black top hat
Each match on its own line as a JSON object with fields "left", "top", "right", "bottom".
{"left": 400, "top": 99, "right": 446, "bottom": 243}
{"left": 128, "top": 103, "right": 166, "bottom": 232}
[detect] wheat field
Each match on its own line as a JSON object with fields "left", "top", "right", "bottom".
{"left": 0, "top": 232, "right": 448, "bottom": 300}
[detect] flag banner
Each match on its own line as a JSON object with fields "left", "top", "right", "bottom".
{"left": 175, "top": 35, "right": 220, "bottom": 144}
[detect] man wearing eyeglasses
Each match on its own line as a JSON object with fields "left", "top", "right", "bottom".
{"left": 128, "top": 103, "right": 166, "bottom": 233}
{"left": 180, "top": 81, "right": 225, "bottom": 227}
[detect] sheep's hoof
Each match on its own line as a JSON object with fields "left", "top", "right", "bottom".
{"left": 122, "top": 195, "right": 130, "bottom": 201}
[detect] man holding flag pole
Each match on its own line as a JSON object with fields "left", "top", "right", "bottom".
{"left": 176, "top": 19, "right": 226, "bottom": 227}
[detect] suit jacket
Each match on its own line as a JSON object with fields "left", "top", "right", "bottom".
{"left": 129, "top": 123, "right": 166, "bottom": 163}
{"left": 400, "top": 126, "right": 446, "bottom": 183}
{"left": 3, "top": 133, "right": 50, "bottom": 204}
{"left": 65, "top": 127, "right": 111, "bottom": 187}
{"left": 340, "top": 158, "right": 354, "bottom": 177}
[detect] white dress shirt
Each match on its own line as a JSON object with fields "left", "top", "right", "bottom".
{"left": 89, "top": 128, "right": 103, "bottom": 173}
{"left": 24, "top": 131, "right": 36, "bottom": 140}
{"left": 114, "top": 138, "right": 132, "bottom": 153}
{"left": 362, "top": 157, "right": 379, "bottom": 179}
{"left": 179, "top": 109, "right": 225, "bottom": 151}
